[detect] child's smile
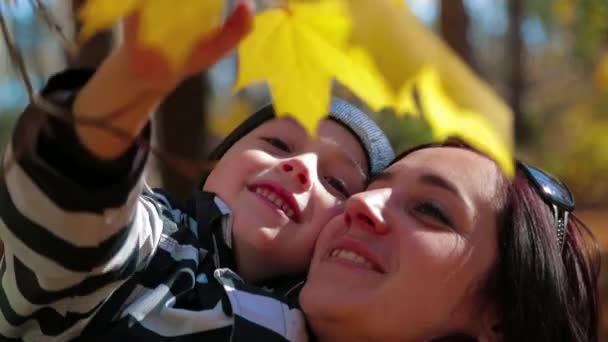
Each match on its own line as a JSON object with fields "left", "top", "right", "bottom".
{"left": 249, "top": 182, "right": 302, "bottom": 223}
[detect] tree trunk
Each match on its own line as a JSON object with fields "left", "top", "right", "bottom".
{"left": 155, "top": 75, "right": 210, "bottom": 203}
{"left": 439, "top": 0, "right": 475, "bottom": 69}
{"left": 507, "top": 0, "right": 527, "bottom": 142}
{"left": 71, "top": 0, "right": 112, "bottom": 67}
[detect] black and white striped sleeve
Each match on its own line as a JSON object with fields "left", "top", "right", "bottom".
{"left": 0, "top": 70, "right": 164, "bottom": 341}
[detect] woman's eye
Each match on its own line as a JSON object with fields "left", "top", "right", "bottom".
{"left": 261, "top": 137, "right": 291, "bottom": 152}
{"left": 414, "top": 202, "right": 453, "bottom": 227}
{"left": 324, "top": 176, "right": 350, "bottom": 198}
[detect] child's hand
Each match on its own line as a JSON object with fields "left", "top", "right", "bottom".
{"left": 72, "top": 1, "right": 254, "bottom": 159}
{"left": 121, "top": 0, "right": 254, "bottom": 92}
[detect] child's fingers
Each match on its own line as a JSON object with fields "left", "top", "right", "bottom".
{"left": 187, "top": 0, "right": 255, "bottom": 72}
{"left": 122, "top": 0, "right": 254, "bottom": 86}
{"left": 123, "top": 13, "right": 140, "bottom": 47}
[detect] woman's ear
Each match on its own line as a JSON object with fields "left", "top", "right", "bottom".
{"left": 477, "top": 305, "right": 502, "bottom": 342}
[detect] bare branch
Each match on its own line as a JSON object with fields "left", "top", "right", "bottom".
{"left": 0, "top": 7, "right": 34, "bottom": 101}
{"left": 30, "top": 0, "right": 78, "bottom": 60}
{"left": 0, "top": 0, "right": 212, "bottom": 187}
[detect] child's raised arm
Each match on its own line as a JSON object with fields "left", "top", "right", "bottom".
{"left": 74, "top": 1, "right": 253, "bottom": 159}
{"left": 0, "top": 3, "right": 252, "bottom": 340}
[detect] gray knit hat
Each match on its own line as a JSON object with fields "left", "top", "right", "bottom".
{"left": 208, "top": 98, "right": 394, "bottom": 177}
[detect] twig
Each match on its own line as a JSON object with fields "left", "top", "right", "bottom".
{"left": 0, "top": 7, "right": 34, "bottom": 101}
{"left": 30, "top": 0, "right": 78, "bottom": 60}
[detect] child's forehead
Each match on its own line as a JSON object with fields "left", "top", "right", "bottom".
{"left": 260, "top": 116, "right": 304, "bottom": 131}
{"left": 255, "top": 117, "right": 317, "bottom": 139}
{"left": 258, "top": 117, "right": 345, "bottom": 138}
{"left": 259, "top": 117, "right": 359, "bottom": 147}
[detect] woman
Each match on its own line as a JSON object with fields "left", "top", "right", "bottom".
{"left": 300, "top": 141, "right": 600, "bottom": 341}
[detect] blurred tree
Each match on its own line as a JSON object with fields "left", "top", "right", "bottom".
{"left": 507, "top": 0, "right": 527, "bottom": 142}
{"left": 155, "top": 76, "right": 210, "bottom": 203}
{"left": 532, "top": 0, "right": 608, "bottom": 63}
{"left": 71, "top": 0, "right": 111, "bottom": 67}
{"left": 439, "top": 0, "right": 474, "bottom": 69}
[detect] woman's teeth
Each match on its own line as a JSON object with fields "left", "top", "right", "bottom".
{"left": 255, "top": 187, "right": 295, "bottom": 219}
{"left": 330, "top": 249, "right": 373, "bottom": 269}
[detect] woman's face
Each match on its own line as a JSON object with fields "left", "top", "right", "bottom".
{"left": 300, "top": 147, "right": 502, "bottom": 341}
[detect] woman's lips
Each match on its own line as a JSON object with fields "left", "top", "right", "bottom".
{"left": 326, "top": 238, "right": 386, "bottom": 274}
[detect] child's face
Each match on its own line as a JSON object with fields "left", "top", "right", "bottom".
{"left": 204, "top": 117, "right": 367, "bottom": 283}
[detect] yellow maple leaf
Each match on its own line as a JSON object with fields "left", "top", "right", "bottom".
{"left": 415, "top": 67, "right": 514, "bottom": 176}
{"left": 235, "top": 0, "right": 352, "bottom": 135}
{"left": 138, "top": 0, "right": 225, "bottom": 69}
{"left": 333, "top": 46, "right": 419, "bottom": 116}
{"left": 333, "top": 48, "right": 513, "bottom": 175}
{"left": 79, "top": 0, "right": 142, "bottom": 39}
{"left": 79, "top": 0, "right": 225, "bottom": 70}
{"left": 343, "top": 0, "right": 513, "bottom": 176}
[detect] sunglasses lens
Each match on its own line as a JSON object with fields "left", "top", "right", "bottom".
{"left": 523, "top": 164, "right": 575, "bottom": 211}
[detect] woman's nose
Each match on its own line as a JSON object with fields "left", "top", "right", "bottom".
{"left": 279, "top": 159, "right": 312, "bottom": 192}
{"left": 343, "top": 190, "right": 389, "bottom": 235}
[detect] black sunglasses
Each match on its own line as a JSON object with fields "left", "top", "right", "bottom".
{"left": 518, "top": 162, "right": 575, "bottom": 250}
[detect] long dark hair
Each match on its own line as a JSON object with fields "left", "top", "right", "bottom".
{"left": 395, "top": 140, "right": 600, "bottom": 342}
{"left": 493, "top": 169, "right": 600, "bottom": 341}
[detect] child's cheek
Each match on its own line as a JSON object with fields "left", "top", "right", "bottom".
{"left": 241, "top": 149, "right": 279, "bottom": 173}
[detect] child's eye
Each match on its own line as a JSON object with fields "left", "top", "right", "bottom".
{"left": 261, "top": 137, "right": 291, "bottom": 152}
{"left": 324, "top": 176, "right": 350, "bottom": 198}
{"left": 414, "top": 201, "right": 453, "bottom": 228}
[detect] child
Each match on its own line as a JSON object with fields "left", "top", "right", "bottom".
{"left": 0, "top": 3, "right": 394, "bottom": 341}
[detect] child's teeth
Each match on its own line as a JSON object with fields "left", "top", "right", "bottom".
{"left": 254, "top": 187, "right": 297, "bottom": 220}
{"left": 274, "top": 197, "right": 284, "bottom": 207}
{"left": 285, "top": 208, "right": 294, "bottom": 218}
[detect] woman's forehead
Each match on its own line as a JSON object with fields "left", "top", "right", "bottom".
{"left": 390, "top": 147, "right": 492, "bottom": 173}
{"left": 379, "top": 147, "right": 501, "bottom": 196}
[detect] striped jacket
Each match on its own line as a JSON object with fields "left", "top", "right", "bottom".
{"left": 0, "top": 70, "right": 307, "bottom": 341}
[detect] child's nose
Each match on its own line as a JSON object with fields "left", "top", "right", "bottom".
{"left": 280, "top": 160, "right": 311, "bottom": 191}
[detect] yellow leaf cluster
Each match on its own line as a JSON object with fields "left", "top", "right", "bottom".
{"left": 345, "top": 0, "right": 514, "bottom": 176}
{"left": 415, "top": 67, "right": 514, "bottom": 176}
{"left": 79, "top": 0, "right": 140, "bottom": 38}
{"left": 235, "top": 0, "right": 352, "bottom": 135}
{"left": 79, "top": 0, "right": 515, "bottom": 176}
{"left": 236, "top": 0, "right": 513, "bottom": 175}
{"left": 79, "top": 0, "right": 225, "bottom": 70}
{"left": 333, "top": 46, "right": 418, "bottom": 115}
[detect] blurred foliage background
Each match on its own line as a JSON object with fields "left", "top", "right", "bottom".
{"left": 0, "top": 0, "right": 607, "bottom": 338}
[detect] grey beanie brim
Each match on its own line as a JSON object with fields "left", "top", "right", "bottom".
{"left": 208, "top": 98, "right": 394, "bottom": 177}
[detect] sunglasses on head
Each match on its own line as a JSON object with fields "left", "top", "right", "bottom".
{"left": 518, "top": 162, "right": 575, "bottom": 251}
